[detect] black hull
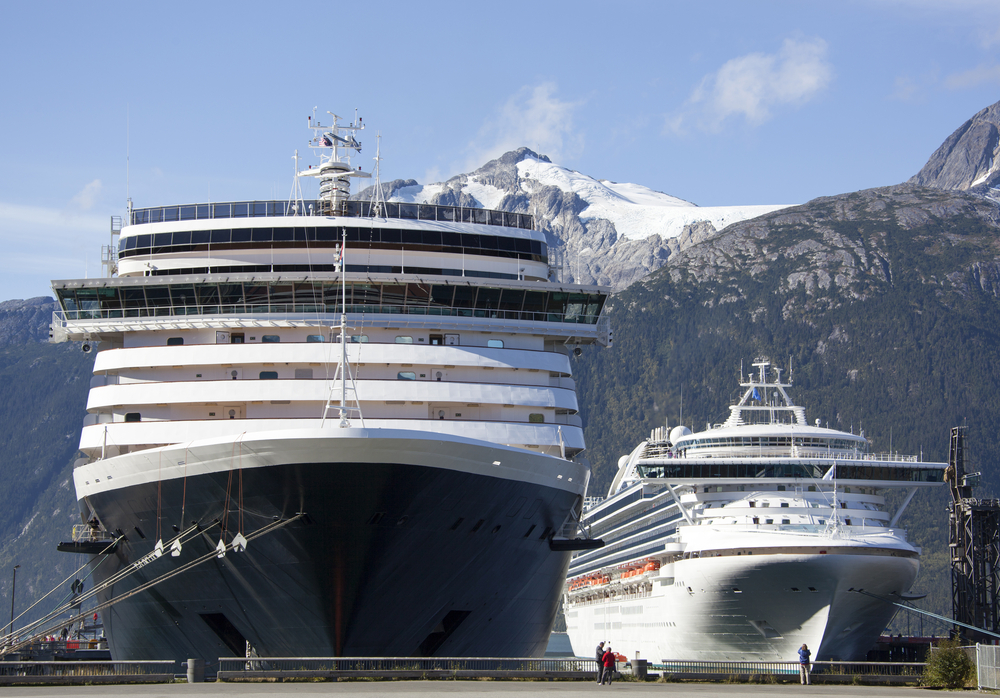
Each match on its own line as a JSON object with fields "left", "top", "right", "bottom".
{"left": 82, "top": 460, "right": 576, "bottom": 663}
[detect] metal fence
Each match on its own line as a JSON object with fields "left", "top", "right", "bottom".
{"left": 978, "top": 644, "right": 1000, "bottom": 689}
{"left": 652, "top": 660, "right": 925, "bottom": 683}
{"left": 0, "top": 660, "right": 176, "bottom": 684}
{"left": 217, "top": 656, "right": 598, "bottom": 680}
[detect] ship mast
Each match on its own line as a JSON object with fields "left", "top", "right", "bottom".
{"left": 321, "top": 228, "right": 364, "bottom": 429}
{"left": 298, "top": 109, "right": 370, "bottom": 216}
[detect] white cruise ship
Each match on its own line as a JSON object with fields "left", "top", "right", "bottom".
{"left": 47, "top": 111, "right": 611, "bottom": 663}
{"left": 563, "top": 360, "right": 946, "bottom": 662}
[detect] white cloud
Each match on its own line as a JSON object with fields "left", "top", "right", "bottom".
{"left": 70, "top": 179, "right": 103, "bottom": 211}
{"left": 944, "top": 63, "right": 1000, "bottom": 89}
{"left": 667, "top": 37, "right": 833, "bottom": 134}
{"left": 460, "top": 83, "right": 584, "bottom": 174}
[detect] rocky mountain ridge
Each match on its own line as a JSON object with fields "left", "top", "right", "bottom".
{"left": 357, "top": 148, "right": 786, "bottom": 290}
{"left": 910, "top": 100, "right": 1000, "bottom": 196}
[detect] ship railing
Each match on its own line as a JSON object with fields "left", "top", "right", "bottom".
{"left": 678, "top": 448, "right": 921, "bottom": 463}
{"left": 130, "top": 200, "right": 535, "bottom": 230}
{"left": 216, "top": 656, "right": 599, "bottom": 680}
{"left": 52, "top": 306, "right": 602, "bottom": 326}
{"left": 0, "top": 660, "right": 176, "bottom": 684}
{"left": 70, "top": 525, "right": 115, "bottom": 544}
{"left": 650, "top": 659, "right": 924, "bottom": 682}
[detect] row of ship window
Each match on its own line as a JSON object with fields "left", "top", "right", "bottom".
{"left": 57, "top": 282, "right": 606, "bottom": 324}
{"left": 130, "top": 200, "right": 536, "bottom": 230}
{"left": 117, "top": 226, "right": 546, "bottom": 263}
{"left": 681, "top": 436, "right": 859, "bottom": 450}
{"left": 145, "top": 265, "right": 524, "bottom": 281}
{"left": 634, "top": 462, "right": 942, "bottom": 482}
{"left": 165, "top": 334, "right": 505, "bottom": 347}
{"left": 120, "top": 408, "right": 548, "bottom": 422}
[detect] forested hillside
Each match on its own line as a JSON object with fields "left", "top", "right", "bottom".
{"left": 574, "top": 184, "right": 1000, "bottom": 623}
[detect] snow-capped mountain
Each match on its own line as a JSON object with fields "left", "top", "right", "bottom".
{"left": 357, "top": 149, "right": 792, "bottom": 289}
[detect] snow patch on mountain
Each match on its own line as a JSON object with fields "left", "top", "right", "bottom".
{"left": 393, "top": 183, "right": 445, "bottom": 204}
{"left": 517, "top": 156, "right": 792, "bottom": 241}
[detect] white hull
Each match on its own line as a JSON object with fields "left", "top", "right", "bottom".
{"left": 566, "top": 549, "right": 918, "bottom": 662}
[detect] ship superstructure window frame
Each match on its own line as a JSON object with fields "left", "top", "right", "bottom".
{"left": 55, "top": 280, "right": 607, "bottom": 326}
{"left": 130, "top": 200, "right": 535, "bottom": 230}
{"left": 119, "top": 223, "right": 546, "bottom": 264}
{"left": 628, "top": 460, "right": 941, "bottom": 483}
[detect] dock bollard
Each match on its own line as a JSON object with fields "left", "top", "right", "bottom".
{"left": 633, "top": 658, "right": 647, "bottom": 680}
{"left": 187, "top": 658, "right": 205, "bottom": 683}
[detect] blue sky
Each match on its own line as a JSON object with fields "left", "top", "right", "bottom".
{"left": 2, "top": 0, "right": 1000, "bottom": 301}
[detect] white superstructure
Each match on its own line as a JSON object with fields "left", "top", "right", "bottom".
{"left": 563, "top": 360, "right": 946, "bottom": 662}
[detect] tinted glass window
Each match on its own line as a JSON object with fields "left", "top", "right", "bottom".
{"left": 397, "top": 371, "right": 416, "bottom": 380}
{"left": 259, "top": 371, "right": 279, "bottom": 379}
{"left": 231, "top": 228, "right": 251, "bottom": 243}
{"left": 262, "top": 335, "right": 280, "bottom": 343}
{"left": 476, "top": 288, "right": 501, "bottom": 310}
{"left": 210, "top": 229, "right": 231, "bottom": 244}
{"left": 430, "top": 286, "right": 454, "bottom": 306}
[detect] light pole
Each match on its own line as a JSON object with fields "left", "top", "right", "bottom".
{"left": 8, "top": 565, "right": 19, "bottom": 638}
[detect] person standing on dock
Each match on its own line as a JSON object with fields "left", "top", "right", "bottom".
{"left": 798, "top": 643, "right": 812, "bottom": 685}
{"left": 595, "top": 641, "right": 605, "bottom": 683}
{"left": 601, "top": 646, "right": 617, "bottom": 685}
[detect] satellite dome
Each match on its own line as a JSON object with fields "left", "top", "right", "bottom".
{"left": 618, "top": 455, "right": 630, "bottom": 469}
{"left": 669, "top": 425, "right": 692, "bottom": 443}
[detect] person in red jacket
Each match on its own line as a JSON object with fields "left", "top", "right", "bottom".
{"left": 600, "top": 646, "right": 617, "bottom": 685}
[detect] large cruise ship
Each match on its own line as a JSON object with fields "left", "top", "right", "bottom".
{"left": 563, "top": 360, "right": 946, "bottom": 662}
{"left": 47, "top": 111, "right": 611, "bottom": 663}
